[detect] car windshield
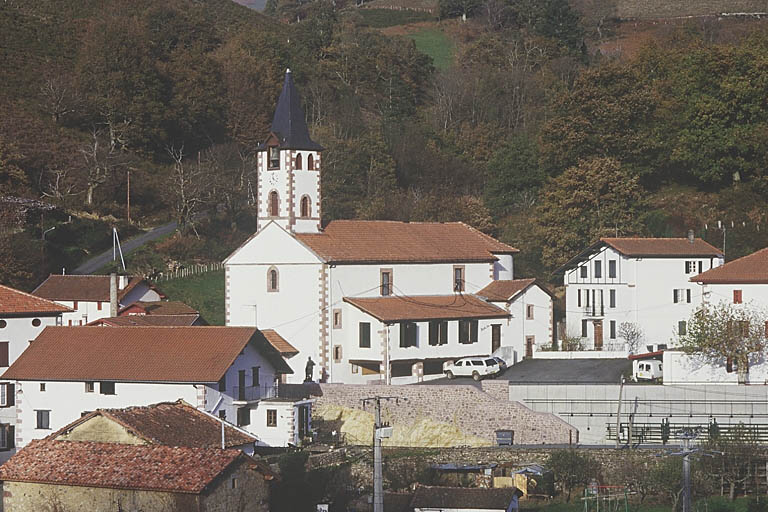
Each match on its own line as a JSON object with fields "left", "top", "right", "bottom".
{"left": 485, "top": 359, "right": 496, "bottom": 365}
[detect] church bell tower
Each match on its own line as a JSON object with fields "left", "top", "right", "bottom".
{"left": 256, "top": 69, "right": 323, "bottom": 234}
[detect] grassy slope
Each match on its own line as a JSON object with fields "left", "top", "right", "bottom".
{"left": 409, "top": 27, "right": 454, "bottom": 70}
{"left": 155, "top": 270, "right": 225, "bottom": 326}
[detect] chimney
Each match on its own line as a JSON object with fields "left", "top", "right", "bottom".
{"left": 110, "top": 273, "right": 118, "bottom": 317}
{"left": 687, "top": 230, "right": 695, "bottom": 244}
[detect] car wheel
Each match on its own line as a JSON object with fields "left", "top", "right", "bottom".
{"left": 472, "top": 371, "right": 481, "bottom": 381}
{"left": 446, "top": 370, "right": 454, "bottom": 380}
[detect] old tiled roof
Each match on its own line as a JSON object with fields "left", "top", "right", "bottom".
{"left": 344, "top": 294, "right": 509, "bottom": 322}
{"left": 0, "top": 284, "right": 71, "bottom": 315}
{"left": 691, "top": 247, "right": 768, "bottom": 284}
{"left": 601, "top": 237, "right": 722, "bottom": 257}
{"left": 120, "top": 301, "right": 198, "bottom": 316}
{"left": 262, "top": 329, "right": 299, "bottom": 356}
{"left": 477, "top": 278, "right": 538, "bottom": 302}
{"left": 89, "top": 315, "right": 200, "bottom": 327}
{"left": 1, "top": 326, "right": 292, "bottom": 382}
{"left": 53, "top": 400, "right": 256, "bottom": 449}
{"left": 295, "top": 220, "right": 518, "bottom": 264}
{"left": 410, "top": 486, "right": 520, "bottom": 510}
{"left": 32, "top": 275, "right": 164, "bottom": 302}
{"left": 0, "top": 440, "right": 249, "bottom": 494}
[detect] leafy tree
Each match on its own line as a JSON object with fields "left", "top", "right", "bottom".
{"left": 484, "top": 133, "right": 543, "bottom": 216}
{"left": 677, "top": 301, "right": 768, "bottom": 384}
{"left": 536, "top": 157, "right": 646, "bottom": 270}
{"left": 547, "top": 448, "right": 598, "bottom": 501}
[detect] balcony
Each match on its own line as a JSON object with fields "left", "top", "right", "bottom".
{"left": 582, "top": 304, "right": 604, "bottom": 318}
{"left": 232, "top": 384, "right": 278, "bottom": 403}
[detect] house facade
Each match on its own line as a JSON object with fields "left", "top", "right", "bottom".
{"left": 560, "top": 237, "right": 724, "bottom": 351}
{"left": 225, "top": 70, "right": 548, "bottom": 384}
{"left": 32, "top": 274, "right": 164, "bottom": 326}
{"left": 691, "top": 246, "right": 768, "bottom": 309}
{"left": 1, "top": 326, "right": 310, "bottom": 449}
{"left": 0, "top": 285, "right": 71, "bottom": 462}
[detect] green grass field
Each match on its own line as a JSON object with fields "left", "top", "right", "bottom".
{"left": 408, "top": 28, "right": 453, "bottom": 70}
{"left": 358, "top": 8, "right": 434, "bottom": 28}
{"left": 155, "top": 270, "right": 225, "bottom": 326}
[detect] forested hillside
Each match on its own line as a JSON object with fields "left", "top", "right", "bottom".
{"left": 1, "top": 0, "right": 768, "bottom": 291}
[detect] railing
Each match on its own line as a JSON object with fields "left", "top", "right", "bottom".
{"left": 582, "top": 304, "right": 605, "bottom": 317}
{"left": 606, "top": 422, "right": 768, "bottom": 444}
{"left": 232, "top": 384, "right": 278, "bottom": 402}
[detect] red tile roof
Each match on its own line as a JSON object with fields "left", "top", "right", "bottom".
{"left": 53, "top": 400, "right": 257, "bottom": 449}
{"left": 295, "top": 220, "right": 518, "bottom": 264}
{"left": 691, "top": 247, "right": 768, "bottom": 284}
{"left": 89, "top": 315, "right": 201, "bottom": 327}
{"left": 32, "top": 275, "right": 164, "bottom": 302}
{"left": 1, "top": 326, "right": 292, "bottom": 382}
{"left": 0, "top": 284, "right": 71, "bottom": 315}
{"left": 601, "top": 237, "right": 722, "bottom": 257}
{"left": 343, "top": 294, "right": 509, "bottom": 322}
{"left": 477, "top": 278, "right": 538, "bottom": 302}
{"left": 0, "top": 440, "right": 251, "bottom": 494}
{"left": 119, "top": 301, "right": 199, "bottom": 316}
{"left": 262, "top": 329, "right": 299, "bottom": 356}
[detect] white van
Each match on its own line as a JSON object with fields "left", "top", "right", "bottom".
{"left": 632, "top": 359, "right": 663, "bottom": 381}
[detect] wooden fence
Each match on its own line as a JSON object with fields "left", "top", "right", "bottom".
{"left": 154, "top": 262, "right": 223, "bottom": 282}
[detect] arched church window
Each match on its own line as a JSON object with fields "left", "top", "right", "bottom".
{"left": 267, "top": 267, "right": 279, "bottom": 292}
{"left": 300, "top": 196, "right": 311, "bottom": 218}
{"left": 295, "top": 154, "right": 302, "bottom": 170}
{"left": 308, "top": 154, "right": 314, "bottom": 171}
{"left": 269, "top": 191, "right": 279, "bottom": 217}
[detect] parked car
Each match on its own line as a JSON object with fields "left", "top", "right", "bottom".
{"left": 444, "top": 357, "right": 501, "bottom": 381}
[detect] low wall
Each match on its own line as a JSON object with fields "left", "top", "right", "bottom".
{"left": 534, "top": 351, "right": 628, "bottom": 359}
{"left": 313, "top": 383, "right": 577, "bottom": 446}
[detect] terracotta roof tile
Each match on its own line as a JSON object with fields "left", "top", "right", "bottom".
{"left": 343, "top": 294, "right": 509, "bottom": 322}
{"left": 0, "top": 284, "right": 71, "bottom": 315}
{"left": 295, "top": 220, "right": 518, "bottom": 264}
{"left": 477, "top": 278, "right": 538, "bottom": 302}
{"left": 0, "top": 440, "right": 247, "bottom": 494}
{"left": 119, "top": 301, "right": 198, "bottom": 316}
{"left": 32, "top": 275, "right": 164, "bottom": 302}
{"left": 411, "top": 486, "right": 520, "bottom": 509}
{"left": 601, "top": 237, "right": 723, "bottom": 257}
{"left": 1, "top": 326, "right": 292, "bottom": 382}
{"left": 261, "top": 329, "right": 299, "bottom": 356}
{"left": 691, "top": 247, "right": 768, "bottom": 284}
{"left": 89, "top": 315, "right": 201, "bottom": 327}
{"left": 54, "top": 400, "right": 256, "bottom": 449}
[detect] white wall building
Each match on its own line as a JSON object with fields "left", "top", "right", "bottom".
{"left": 560, "top": 237, "right": 723, "bottom": 351}
{"left": 691, "top": 246, "right": 768, "bottom": 310}
{"left": 0, "top": 285, "right": 70, "bottom": 463}
{"left": 1, "top": 326, "right": 310, "bottom": 450}
{"left": 225, "top": 70, "right": 550, "bottom": 384}
{"left": 32, "top": 274, "right": 164, "bottom": 326}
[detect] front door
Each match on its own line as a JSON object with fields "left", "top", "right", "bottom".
{"left": 491, "top": 324, "right": 501, "bottom": 353}
{"left": 593, "top": 320, "right": 603, "bottom": 351}
{"left": 525, "top": 336, "right": 534, "bottom": 358}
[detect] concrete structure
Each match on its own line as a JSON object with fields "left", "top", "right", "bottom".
{"left": 226, "top": 71, "right": 550, "bottom": 384}
{"left": 33, "top": 274, "right": 164, "bottom": 325}
{"left": 0, "top": 284, "right": 70, "bottom": 463}
{"left": 1, "top": 327, "right": 310, "bottom": 449}
{"left": 559, "top": 237, "right": 723, "bottom": 351}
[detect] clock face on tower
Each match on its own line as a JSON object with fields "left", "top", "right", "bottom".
{"left": 268, "top": 172, "right": 278, "bottom": 186}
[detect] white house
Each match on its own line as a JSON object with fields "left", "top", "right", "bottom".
{"left": 0, "top": 284, "right": 71, "bottom": 462}
{"left": 225, "top": 70, "right": 549, "bottom": 384}
{"left": 559, "top": 236, "right": 723, "bottom": 351}
{"left": 691, "top": 246, "right": 768, "bottom": 309}
{"left": 1, "top": 326, "right": 311, "bottom": 449}
{"left": 32, "top": 274, "right": 165, "bottom": 326}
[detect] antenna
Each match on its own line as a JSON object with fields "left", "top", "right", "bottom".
{"left": 112, "top": 227, "right": 126, "bottom": 271}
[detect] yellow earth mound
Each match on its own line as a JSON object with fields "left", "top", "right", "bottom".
{"left": 315, "top": 405, "right": 491, "bottom": 447}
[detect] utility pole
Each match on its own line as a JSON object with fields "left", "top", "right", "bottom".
{"left": 361, "top": 396, "right": 406, "bottom": 512}
{"left": 615, "top": 376, "right": 624, "bottom": 448}
{"left": 126, "top": 169, "right": 131, "bottom": 224}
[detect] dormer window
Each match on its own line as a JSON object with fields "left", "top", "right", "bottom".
{"left": 268, "top": 147, "right": 280, "bottom": 169}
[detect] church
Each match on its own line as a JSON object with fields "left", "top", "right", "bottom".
{"left": 224, "top": 70, "right": 553, "bottom": 384}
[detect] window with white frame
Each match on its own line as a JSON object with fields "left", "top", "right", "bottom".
{"left": 673, "top": 289, "right": 691, "bottom": 304}
{"left": 0, "top": 383, "right": 14, "bottom": 407}
{"left": 36, "top": 410, "right": 50, "bottom": 430}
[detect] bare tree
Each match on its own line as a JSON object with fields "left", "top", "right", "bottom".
{"left": 38, "top": 73, "right": 80, "bottom": 123}
{"left": 167, "top": 145, "right": 210, "bottom": 234}
{"left": 618, "top": 322, "right": 645, "bottom": 354}
{"left": 80, "top": 128, "right": 128, "bottom": 206}
{"left": 39, "top": 168, "right": 81, "bottom": 208}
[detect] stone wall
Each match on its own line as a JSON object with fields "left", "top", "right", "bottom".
{"left": 313, "top": 383, "right": 577, "bottom": 446}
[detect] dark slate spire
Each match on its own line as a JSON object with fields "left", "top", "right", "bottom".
{"left": 268, "top": 69, "right": 323, "bottom": 151}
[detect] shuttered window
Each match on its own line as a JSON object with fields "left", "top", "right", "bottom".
{"left": 0, "top": 342, "right": 8, "bottom": 367}
{"left": 359, "top": 322, "right": 371, "bottom": 348}
{"left": 734, "top": 290, "right": 743, "bottom": 304}
{"left": 400, "top": 322, "right": 417, "bottom": 347}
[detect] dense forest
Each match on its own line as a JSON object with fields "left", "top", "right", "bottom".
{"left": 1, "top": 0, "right": 768, "bottom": 292}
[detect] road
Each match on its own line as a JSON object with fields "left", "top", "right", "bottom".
{"left": 73, "top": 220, "right": 178, "bottom": 275}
